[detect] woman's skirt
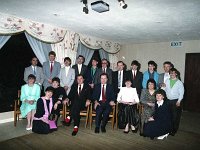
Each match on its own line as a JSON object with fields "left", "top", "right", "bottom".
{"left": 32, "top": 120, "right": 50, "bottom": 134}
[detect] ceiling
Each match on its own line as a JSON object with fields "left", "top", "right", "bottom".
{"left": 0, "top": 0, "right": 200, "bottom": 44}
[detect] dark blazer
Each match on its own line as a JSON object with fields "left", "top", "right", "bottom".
{"left": 112, "top": 70, "right": 127, "bottom": 98}
{"left": 72, "top": 64, "right": 87, "bottom": 77}
{"left": 127, "top": 70, "right": 143, "bottom": 96}
{"left": 94, "top": 68, "right": 113, "bottom": 85}
{"left": 68, "top": 83, "right": 91, "bottom": 108}
{"left": 92, "top": 83, "right": 115, "bottom": 104}
{"left": 85, "top": 67, "right": 98, "bottom": 85}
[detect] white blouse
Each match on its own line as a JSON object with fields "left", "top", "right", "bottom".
{"left": 117, "top": 87, "right": 139, "bottom": 104}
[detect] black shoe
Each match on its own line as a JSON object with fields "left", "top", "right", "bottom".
{"left": 132, "top": 128, "right": 138, "bottom": 133}
{"left": 150, "top": 137, "right": 154, "bottom": 140}
{"left": 95, "top": 127, "right": 100, "bottom": 133}
{"left": 123, "top": 130, "right": 129, "bottom": 134}
{"left": 101, "top": 126, "right": 106, "bottom": 133}
{"left": 169, "top": 132, "right": 176, "bottom": 136}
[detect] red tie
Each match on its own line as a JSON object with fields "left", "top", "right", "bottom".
{"left": 133, "top": 71, "right": 136, "bottom": 79}
{"left": 50, "top": 62, "right": 53, "bottom": 74}
{"left": 102, "top": 85, "right": 106, "bottom": 102}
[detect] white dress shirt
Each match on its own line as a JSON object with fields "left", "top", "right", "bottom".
{"left": 117, "top": 87, "right": 139, "bottom": 104}
{"left": 99, "top": 84, "right": 106, "bottom": 101}
{"left": 78, "top": 64, "right": 82, "bottom": 74}
{"left": 164, "top": 72, "right": 170, "bottom": 83}
{"left": 118, "top": 70, "right": 123, "bottom": 88}
{"left": 157, "top": 100, "right": 164, "bottom": 107}
{"left": 65, "top": 66, "right": 70, "bottom": 77}
{"left": 77, "top": 83, "right": 84, "bottom": 94}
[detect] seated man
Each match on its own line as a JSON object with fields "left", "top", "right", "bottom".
{"left": 93, "top": 73, "right": 115, "bottom": 133}
{"left": 65, "top": 74, "right": 91, "bottom": 136}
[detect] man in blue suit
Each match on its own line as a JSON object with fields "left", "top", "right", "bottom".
{"left": 43, "top": 51, "right": 61, "bottom": 90}
{"left": 93, "top": 73, "right": 115, "bottom": 133}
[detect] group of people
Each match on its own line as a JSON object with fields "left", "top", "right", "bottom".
{"left": 20, "top": 50, "right": 184, "bottom": 140}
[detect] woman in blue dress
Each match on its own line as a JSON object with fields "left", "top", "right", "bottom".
{"left": 20, "top": 74, "right": 40, "bottom": 130}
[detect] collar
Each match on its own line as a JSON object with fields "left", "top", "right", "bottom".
{"left": 157, "top": 100, "right": 164, "bottom": 107}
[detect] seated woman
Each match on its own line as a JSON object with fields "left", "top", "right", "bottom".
{"left": 50, "top": 77, "right": 68, "bottom": 125}
{"left": 20, "top": 74, "right": 41, "bottom": 130}
{"left": 32, "top": 87, "right": 54, "bottom": 134}
{"left": 140, "top": 79, "right": 156, "bottom": 135}
{"left": 143, "top": 89, "right": 172, "bottom": 140}
{"left": 117, "top": 79, "right": 140, "bottom": 133}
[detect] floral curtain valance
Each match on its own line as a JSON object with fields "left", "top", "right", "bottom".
{"left": 0, "top": 13, "right": 66, "bottom": 43}
{"left": 79, "top": 34, "right": 121, "bottom": 54}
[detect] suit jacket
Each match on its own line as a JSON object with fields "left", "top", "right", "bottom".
{"left": 127, "top": 70, "right": 143, "bottom": 96}
{"left": 59, "top": 67, "right": 75, "bottom": 94}
{"left": 24, "top": 66, "right": 44, "bottom": 85}
{"left": 94, "top": 68, "right": 113, "bottom": 85}
{"left": 158, "top": 73, "right": 164, "bottom": 88}
{"left": 112, "top": 70, "right": 127, "bottom": 98}
{"left": 72, "top": 64, "right": 87, "bottom": 77}
{"left": 68, "top": 83, "right": 91, "bottom": 108}
{"left": 92, "top": 83, "right": 115, "bottom": 104}
{"left": 85, "top": 67, "right": 98, "bottom": 85}
{"left": 43, "top": 61, "right": 61, "bottom": 89}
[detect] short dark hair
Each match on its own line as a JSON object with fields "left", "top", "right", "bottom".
{"left": 28, "top": 74, "right": 36, "bottom": 81}
{"left": 155, "top": 89, "right": 167, "bottom": 100}
{"left": 146, "top": 79, "right": 157, "bottom": 90}
{"left": 117, "top": 61, "right": 124, "bottom": 65}
{"left": 52, "top": 77, "right": 60, "bottom": 85}
{"left": 45, "top": 86, "right": 54, "bottom": 93}
{"left": 49, "top": 51, "right": 56, "bottom": 57}
{"left": 77, "top": 55, "right": 85, "bottom": 63}
{"left": 148, "top": 60, "right": 157, "bottom": 71}
{"left": 64, "top": 57, "right": 71, "bottom": 65}
{"left": 92, "top": 57, "right": 98, "bottom": 62}
{"left": 163, "top": 61, "right": 173, "bottom": 68}
{"left": 100, "top": 73, "right": 108, "bottom": 79}
{"left": 77, "top": 74, "right": 84, "bottom": 79}
{"left": 131, "top": 60, "right": 141, "bottom": 70}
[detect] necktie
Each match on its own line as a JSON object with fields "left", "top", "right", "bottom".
{"left": 102, "top": 85, "right": 106, "bottom": 102}
{"left": 78, "top": 85, "right": 82, "bottom": 95}
{"left": 133, "top": 71, "right": 136, "bottom": 79}
{"left": 50, "top": 62, "right": 53, "bottom": 74}
{"left": 33, "top": 67, "right": 36, "bottom": 76}
{"left": 118, "top": 71, "right": 121, "bottom": 87}
{"left": 103, "top": 68, "right": 106, "bottom": 73}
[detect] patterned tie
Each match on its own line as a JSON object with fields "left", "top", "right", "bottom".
{"left": 50, "top": 62, "right": 53, "bottom": 74}
{"left": 102, "top": 85, "right": 106, "bottom": 102}
{"left": 33, "top": 67, "right": 36, "bottom": 76}
{"left": 118, "top": 71, "right": 121, "bottom": 87}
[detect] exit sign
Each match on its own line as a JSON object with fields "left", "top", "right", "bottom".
{"left": 171, "top": 41, "right": 182, "bottom": 47}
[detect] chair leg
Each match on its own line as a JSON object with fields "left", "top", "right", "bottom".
{"left": 14, "top": 113, "right": 17, "bottom": 127}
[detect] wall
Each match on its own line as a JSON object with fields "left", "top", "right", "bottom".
{"left": 119, "top": 40, "right": 200, "bottom": 81}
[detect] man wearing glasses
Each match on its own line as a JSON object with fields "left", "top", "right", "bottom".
{"left": 24, "top": 57, "right": 44, "bottom": 87}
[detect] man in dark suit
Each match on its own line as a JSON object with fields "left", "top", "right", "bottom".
{"left": 72, "top": 55, "right": 87, "bottom": 79}
{"left": 94, "top": 59, "right": 112, "bottom": 85}
{"left": 93, "top": 73, "right": 115, "bottom": 133}
{"left": 112, "top": 61, "right": 127, "bottom": 99}
{"left": 127, "top": 60, "right": 143, "bottom": 96}
{"left": 65, "top": 74, "right": 91, "bottom": 136}
{"left": 43, "top": 51, "right": 61, "bottom": 90}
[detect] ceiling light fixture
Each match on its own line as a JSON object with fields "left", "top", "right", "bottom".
{"left": 118, "top": 0, "right": 128, "bottom": 9}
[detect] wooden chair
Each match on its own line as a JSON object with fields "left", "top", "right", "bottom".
{"left": 115, "top": 103, "right": 141, "bottom": 129}
{"left": 14, "top": 90, "right": 21, "bottom": 127}
{"left": 89, "top": 103, "right": 116, "bottom": 130}
{"left": 63, "top": 104, "right": 90, "bottom": 128}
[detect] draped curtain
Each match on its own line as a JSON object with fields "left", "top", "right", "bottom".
{"left": 0, "top": 35, "right": 11, "bottom": 50}
{"left": 76, "top": 42, "right": 94, "bottom": 65}
{"left": 25, "top": 33, "right": 51, "bottom": 64}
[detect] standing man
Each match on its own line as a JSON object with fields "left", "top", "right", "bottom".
{"left": 93, "top": 73, "right": 115, "bottom": 133}
{"left": 142, "top": 60, "right": 159, "bottom": 89}
{"left": 24, "top": 57, "right": 44, "bottom": 86}
{"left": 72, "top": 55, "right": 87, "bottom": 78}
{"left": 65, "top": 74, "right": 91, "bottom": 136}
{"left": 164, "top": 68, "right": 184, "bottom": 136}
{"left": 59, "top": 57, "right": 75, "bottom": 95}
{"left": 43, "top": 51, "right": 61, "bottom": 90}
{"left": 94, "top": 59, "right": 112, "bottom": 85}
{"left": 127, "top": 60, "right": 143, "bottom": 96}
{"left": 112, "top": 61, "right": 127, "bottom": 99}
{"left": 158, "top": 61, "right": 174, "bottom": 89}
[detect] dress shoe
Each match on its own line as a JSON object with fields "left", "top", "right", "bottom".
{"left": 157, "top": 133, "right": 169, "bottom": 140}
{"left": 123, "top": 130, "right": 129, "bottom": 134}
{"left": 101, "top": 126, "right": 106, "bottom": 133}
{"left": 72, "top": 127, "right": 78, "bottom": 136}
{"left": 26, "top": 127, "right": 32, "bottom": 131}
{"left": 95, "top": 127, "right": 100, "bottom": 133}
{"left": 131, "top": 127, "right": 138, "bottom": 133}
{"left": 169, "top": 132, "right": 176, "bottom": 136}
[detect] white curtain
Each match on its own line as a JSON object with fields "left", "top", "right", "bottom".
{"left": 77, "top": 42, "right": 94, "bottom": 65}
{"left": 109, "top": 53, "right": 119, "bottom": 71}
{"left": 25, "top": 32, "right": 51, "bottom": 65}
{"left": 0, "top": 35, "right": 11, "bottom": 49}
{"left": 99, "top": 49, "right": 109, "bottom": 60}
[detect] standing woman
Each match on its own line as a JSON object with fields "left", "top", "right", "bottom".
{"left": 32, "top": 87, "right": 54, "bottom": 134}
{"left": 117, "top": 79, "right": 140, "bottom": 133}
{"left": 20, "top": 74, "right": 41, "bottom": 130}
{"left": 140, "top": 79, "right": 156, "bottom": 135}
